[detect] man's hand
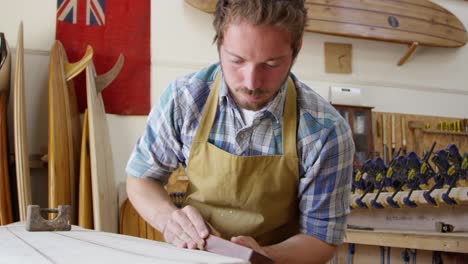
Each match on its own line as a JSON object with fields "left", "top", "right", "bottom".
{"left": 162, "top": 205, "right": 211, "bottom": 249}
{"left": 231, "top": 236, "right": 270, "bottom": 258}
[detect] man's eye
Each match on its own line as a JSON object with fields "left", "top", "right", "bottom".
{"left": 232, "top": 60, "right": 243, "bottom": 64}
{"left": 265, "top": 62, "right": 279, "bottom": 68}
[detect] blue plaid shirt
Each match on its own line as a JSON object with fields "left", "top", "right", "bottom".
{"left": 126, "top": 63, "right": 355, "bottom": 245}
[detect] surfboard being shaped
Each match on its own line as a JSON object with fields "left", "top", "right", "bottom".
{"left": 185, "top": 0, "right": 467, "bottom": 64}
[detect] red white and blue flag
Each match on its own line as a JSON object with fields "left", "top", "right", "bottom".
{"left": 86, "top": 0, "right": 106, "bottom": 26}
{"left": 57, "top": 0, "right": 77, "bottom": 24}
{"left": 56, "top": 0, "right": 150, "bottom": 115}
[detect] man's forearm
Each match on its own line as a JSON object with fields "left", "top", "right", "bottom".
{"left": 126, "top": 175, "right": 177, "bottom": 231}
{"left": 263, "top": 234, "right": 336, "bottom": 264}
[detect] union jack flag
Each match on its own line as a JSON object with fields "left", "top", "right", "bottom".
{"left": 57, "top": 0, "right": 77, "bottom": 24}
{"left": 86, "top": 0, "right": 106, "bottom": 26}
{"left": 55, "top": 0, "right": 150, "bottom": 115}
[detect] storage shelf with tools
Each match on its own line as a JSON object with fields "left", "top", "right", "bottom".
{"left": 423, "top": 129, "right": 468, "bottom": 137}
{"left": 350, "top": 187, "right": 468, "bottom": 209}
{"left": 344, "top": 229, "right": 468, "bottom": 253}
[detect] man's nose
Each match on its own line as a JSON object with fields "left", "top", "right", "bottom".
{"left": 243, "top": 65, "right": 263, "bottom": 90}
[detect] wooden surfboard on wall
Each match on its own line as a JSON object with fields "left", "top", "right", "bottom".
{"left": 86, "top": 55, "right": 124, "bottom": 233}
{"left": 0, "top": 33, "right": 13, "bottom": 225}
{"left": 78, "top": 109, "right": 93, "bottom": 229}
{"left": 48, "top": 41, "right": 92, "bottom": 223}
{"left": 13, "top": 22, "right": 31, "bottom": 221}
{"left": 185, "top": 0, "right": 467, "bottom": 65}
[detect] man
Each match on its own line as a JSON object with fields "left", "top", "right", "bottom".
{"left": 126, "top": 0, "right": 354, "bottom": 263}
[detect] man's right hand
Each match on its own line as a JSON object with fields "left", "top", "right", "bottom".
{"left": 162, "top": 205, "right": 213, "bottom": 249}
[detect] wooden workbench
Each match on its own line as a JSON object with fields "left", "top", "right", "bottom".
{"left": 0, "top": 222, "right": 247, "bottom": 264}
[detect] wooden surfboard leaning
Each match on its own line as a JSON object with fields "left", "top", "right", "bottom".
{"left": 78, "top": 109, "right": 93, "bottom": 229}
{"left": 13, "top": 22, "right": 31, "bottom": 221}
{"left": 0, "top": 32, "right": 13, "bottom": 225}
{"left": 48, "top": 41, "right": 93, "bottom": 224}
{"left": 86, "top": 55, "right": 124, "bottom": 233}
{"left": 1, "top": 223, "right": 247, "bottom": 264}
{"left": 185, "top": 0, "right": 468, "bottom": 65}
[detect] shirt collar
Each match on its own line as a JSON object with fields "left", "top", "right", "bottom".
{"left": 216, "top": 64, "right": 288, "bottom": 123}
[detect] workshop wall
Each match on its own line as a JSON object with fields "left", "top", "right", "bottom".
{"left": 0, "top": 0, "right": 467, "bottom": 192}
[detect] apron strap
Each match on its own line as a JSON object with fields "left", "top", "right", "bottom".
{"left": 282, "top": 77, "right": 297, "bottom": 157}
{"left": 192, "top": 72, "right": 222, "bottom": 143}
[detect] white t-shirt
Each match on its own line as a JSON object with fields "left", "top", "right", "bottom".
{"left": 240, "top": 108, "right": 258, "bottom": 126}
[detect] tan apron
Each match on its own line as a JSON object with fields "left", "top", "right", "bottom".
{"left": 185, "top": 72, "right": 299, "bottom": 246}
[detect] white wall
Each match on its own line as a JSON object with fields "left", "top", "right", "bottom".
{"left": 1, "top": 0, "right": 467, "bottom": 192}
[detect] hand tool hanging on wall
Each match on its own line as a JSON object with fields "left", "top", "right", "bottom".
{"left": 386, "top": 155, "right": 409, "bottom": 208}
{"left": 402, "top": 143, "right": 436, "bottom": 207}
{"left": 369, "top": 157, "right": 389, "bottom": 209}
{"left": 391, "top": 115, "right": 396, "bottom": 158}
{"left": 418, "top": 143, "right": 438, "bottom": 191}
{"left": 425, "top": 149, "right": 451, "bottom": 206}
{"left": 401, "top": 116, "right": 407, "bottom": 154}
{"left": 352, "top": 159, "right": 373, "bottom": 195}
{"left": 440, "top": 144, "right": 464, "bottom": 205}
{"left": 446, "top": 144, "right": 467, "bottom": 187}
{"left": 382, "top": 114, "right": 389, "bottom": 165}
{"left": 371, "top": 151, "right": 400, "bottom": 208}
{"left": 353, "top": 159, "right": 378, "bottom": 208}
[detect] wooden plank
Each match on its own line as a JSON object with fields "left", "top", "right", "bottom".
{"left": 1, "top": 224, "right": 247, "bottom": 263}
{"left": 86, "top": 57, "right": 124, "bottom": 233}
{"left": 78, "top": 110, "right": 93, "bottom": 229}
{"left": 0, "top": 33, "right": 13, "bottom": 225}
{"left": 185, "top": 0, "right": 467, "bottom": 47}
{"left": 13, "top": 22, "right": 31, "bottom": 221}
{"left": 344, "top": 229, "right": 468, "bottom": 253}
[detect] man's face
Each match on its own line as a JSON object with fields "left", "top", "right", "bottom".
{"left": 219, "top": 20, "right": 296, "bottom": 111}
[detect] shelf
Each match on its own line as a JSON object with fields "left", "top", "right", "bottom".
{"left": 344, "top": 228, "right": 468, "bottom": 253}
{"left": 422, "top": 129, "right": 468, "bottom": 136}
{"left": 350, "top": 187, "right": 468, "bottom": 209}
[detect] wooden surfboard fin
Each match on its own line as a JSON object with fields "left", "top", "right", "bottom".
{"left": 64, "top": 45, "right": 93, "bottom": 81}
{"left": 95, "top": 54, "right": 124, "bottom": 94}
{"left": 398, "top": 42, "right": 419, "bottom": 66}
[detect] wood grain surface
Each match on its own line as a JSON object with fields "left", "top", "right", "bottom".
{"left": 78, "top": 110, "right": 93, "bottom": 229}
{"left": 48, "top": 41, "right": 92, "bottom": 223}
{"left": 86, "top": 56, "right": 123, "bottom": 233}
{"left": 185, "top": 0, "right": 467, "bottom": 47}
{"left": 13, "top": 22, "right": 31, "bottom": 221}
{"left": 0, "top": 33, "right": 12, "bottom": 225}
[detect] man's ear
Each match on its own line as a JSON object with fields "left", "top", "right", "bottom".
{"left": 297, "top": 36, "right": 303, "bottom": 53}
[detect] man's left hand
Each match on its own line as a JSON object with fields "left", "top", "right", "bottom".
{"left": 230, "top": 236, "right": 269, "bottom": 257}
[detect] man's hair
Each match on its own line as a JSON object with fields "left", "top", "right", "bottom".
{"left": 213, "top": 0, "right": 307, "bottom": 59}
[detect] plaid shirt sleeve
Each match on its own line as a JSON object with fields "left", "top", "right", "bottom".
{"left": 125, "top": 79, "right": 183, "bottom": 184}
{"left": 298, "top": 110, "right": 355, "bottom": 245}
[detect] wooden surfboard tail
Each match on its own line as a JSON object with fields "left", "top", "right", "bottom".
{"left": 0, "top": 33, "right": 13, "bottom": 224}
{"left": 48, "top": 41, "right": 93, "bottom": 224}
{"left": 13, "top": 22, "right": 31, "bottom": 221}
{"left": 86, "top": 54, "right": 124, "bottom": 233}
